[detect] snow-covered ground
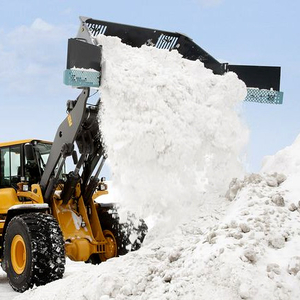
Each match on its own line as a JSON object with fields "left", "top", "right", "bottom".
{"left": 1, "top": 36, "right": 300, "bottom": 299}
{"left": 5, "top": 163, "right": 300, "bottom": 300}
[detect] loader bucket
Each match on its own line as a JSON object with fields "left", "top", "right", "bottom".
{"left": 63, "top": 38, "right": 101, "bottom": 88}
{"left": 228, "top": 65, "right": 283, "bottom": 104}
{"left": 77, "top": 16, "right": 227, "bottom": 76}
{"left": 67, "top": 16, "right": 283, "bottom": 103}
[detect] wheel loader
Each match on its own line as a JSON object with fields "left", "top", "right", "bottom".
{"left": 0, "top": 16, "right": 283, "bottom": 293}
{"left": 0, "top": 93, "right": 147, "bottom": 292}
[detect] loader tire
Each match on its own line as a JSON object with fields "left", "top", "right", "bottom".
{"left": 100, "top": 210, "right": 127, "bottom": 257}
{"left": 3, "top": 213, "right": 65, "bottom": 292}
{"left": 99, "top": 229, "right": 118, "bottom": 262}
{"left": 100, "top": 208, "right": 147, "bottom": 258}
{"left": 87, "top": 213, "right": 119, "bottom": 264}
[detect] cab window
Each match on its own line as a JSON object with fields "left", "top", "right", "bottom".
{"left": 0, "top": 145, "right": 21, "bottom": 188}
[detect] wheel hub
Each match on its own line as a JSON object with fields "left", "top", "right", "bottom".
{"left": 11, "top": 235, "right": 26, "bottom": 275}
{"left": 100, "top": 230, "right": 117, "bottom": 261}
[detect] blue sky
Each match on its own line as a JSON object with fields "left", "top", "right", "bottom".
{"left": 0, "top": 0, "right": 299, "bottom": 175}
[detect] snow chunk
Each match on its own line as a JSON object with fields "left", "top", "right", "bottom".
{"left": 271, "top": 194, "right": 285, "bottom": 207}
{"left": 287, "top": 256, "right": 300, "bottom": 275}
{"left": 243, "top": 248, "right": 257, "bottom": 264}
{"left": 239, "top": 223, "right": 251, "bottom": 233}
{"left": 269, "top": 235, "right": 285, "bottom": 249}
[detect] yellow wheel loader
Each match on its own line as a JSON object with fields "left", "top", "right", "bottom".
{"left": 0, "top": 16, "right": 283, "bottom": 292}
{"left": 0, "top": 90, "right": 147, "bottom": 292}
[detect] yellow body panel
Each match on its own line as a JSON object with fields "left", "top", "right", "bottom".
{"left": 0, "top": 220, "right": 5, "bottom": 232}
{"left": 92, "top": 190, "right": 108, "bottom": 200}
{"left": 0, "top": 184, "right": 45, "bottom": 215}
{"left": 16, "top": 184, "right": 44, "bottom": 204}
{"left": 51, "top": 185, "right": 107, "bottom": 261}
{"left": 0, "top": 188, "right": 20, "bottom": 214}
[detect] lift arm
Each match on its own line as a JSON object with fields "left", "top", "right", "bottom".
{"left": 40, "top": 88, "right": 105, "bottom": 202}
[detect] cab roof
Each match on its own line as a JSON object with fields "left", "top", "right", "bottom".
{"left": 0, "top": 139, "right": 52, "bottom": 148}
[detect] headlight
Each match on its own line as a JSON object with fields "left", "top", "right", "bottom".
{"left": 99, "top": 183, "right": 107, "bottom": 191}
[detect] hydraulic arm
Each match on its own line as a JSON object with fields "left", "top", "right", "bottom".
{"left": 40, "top": 88, "right": 105, "bottom": 203}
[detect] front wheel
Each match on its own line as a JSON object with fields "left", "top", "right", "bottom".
{"left": 87, "top": 206, "right": 148, "bottom": 265}
{"left": 3, "top": 213, "right": 65, "bottom": 292}
{"left": 99, "top": 230, "right": 118, "bottom": 261}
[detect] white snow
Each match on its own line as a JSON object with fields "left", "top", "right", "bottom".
{"left": 9, "top": 169, "right": 300, "bottom": 300}
{"left": 3, "top": 37, "right": 300, "bottom": 300}
{"left": 262, "top": 134, "right": 300, "bottom": 176}
{"left": 97, "top": 35, "right": 248, "bottom": 231}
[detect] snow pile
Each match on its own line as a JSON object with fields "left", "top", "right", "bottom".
{"left": 262, "top": 134, "right": 300, "bottom": 176}
{"left": 222, "top": 173, "right": 300, "bottom": 299}
{"left": 14, "top": 171, "right": 300, "bottom": 300}
{"left": 98, "top": 35, "right": 248, "bottom": 226}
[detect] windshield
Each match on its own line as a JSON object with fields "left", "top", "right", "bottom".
{"left": 24, "top": 141, "right": 53, "bottom": 184}
{"left": 34, "top": 142, "right": 52, "bottom": 173}
{"left": 34, "top": 141, "right": 66, "bottom": 178}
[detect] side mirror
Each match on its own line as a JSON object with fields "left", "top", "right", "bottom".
{"left": 24, "top": 143, "right": 35, "bottom": 161}
{"left": 72, "top": 150, "right": 78, "bottom": 165}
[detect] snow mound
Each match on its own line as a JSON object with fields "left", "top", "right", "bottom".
{"left": 97, "top": 35, "right": 248, "bottom": 230}
{"left": 262, "top": 134, "right": 300, "bottom": 176}
{"left": 14, "top": 172, "right": 300, "bottom": 300}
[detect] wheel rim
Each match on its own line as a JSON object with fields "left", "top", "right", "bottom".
{"left": 100, "top": 230, "right": 117, "bottom": 261}
{"left": 11, "top": 235, "right": 27, "bottom": 275}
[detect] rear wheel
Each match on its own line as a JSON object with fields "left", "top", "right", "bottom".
{"left": 3, "top": 213, "right": 65, "bottom": 292}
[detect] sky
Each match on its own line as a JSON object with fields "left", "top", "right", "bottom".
{"left": 0, "top": 0, "right": 299, "bottom": 176}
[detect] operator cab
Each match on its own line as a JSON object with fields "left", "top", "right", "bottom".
{"left": 0, "top": 140, "right": 53, "bottom": 188}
